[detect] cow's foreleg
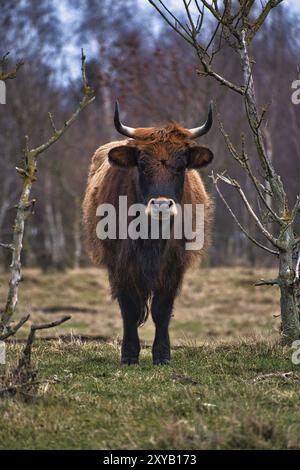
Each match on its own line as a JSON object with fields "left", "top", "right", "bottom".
{"left": 118, "top": 291, "right": 142, "bottom": 365}
{"left": 151, "top": 289, "right": 177, "bottom": 365}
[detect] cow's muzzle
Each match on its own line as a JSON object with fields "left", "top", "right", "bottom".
{"left": 145, "top": 197, "right": 178, "bottom": 219}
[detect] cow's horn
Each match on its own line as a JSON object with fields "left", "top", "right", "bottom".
{"left": 188, "top": 101, "right": 213, "bottom": 138}
{"left": 114, "top": 100, "right": 136, "bottom": 138}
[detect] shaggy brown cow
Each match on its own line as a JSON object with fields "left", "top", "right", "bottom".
{"left": 83, "top": 102, "right": 214, "bottom": 365}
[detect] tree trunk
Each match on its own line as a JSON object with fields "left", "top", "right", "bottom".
{"left": 278, "top": 228, "right": 300, "bottom": 345}
{"left": 238, "top": 30, "right": 300, "bottom": 345}
{"left": 1, "top": 157, "right": 36, "bottom": 327}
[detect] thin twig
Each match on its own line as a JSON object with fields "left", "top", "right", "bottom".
{"left": 215, "top": 172, "right": 280, "bottom": 248}
{"left": 216, "top": 109, "right": 283, "bottom": 225}
{"left": 255, "top": 278, "right": 279, "bottom": 286}
{"left": 0, "top": 315, "right": 30, "bottom": 341}
{"left": 210, "top": 172, "right": 279, "bottom": 256}
{"left": 0, "top": 58, "right": 24, "bottom": 82}
{"left": 17, "top": 316, "right": 71, "bottom": 371}
{"left": 0, "top": 242, "right": 14, "bottom": 251}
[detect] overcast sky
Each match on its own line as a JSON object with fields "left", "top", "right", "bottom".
{"left": 138, "top": 0, "right": 300, "bottom": 13}
{"left": 58, "top": 0, "right": 300, "bottom": 83}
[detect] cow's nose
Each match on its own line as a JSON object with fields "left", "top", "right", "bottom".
{"left": 151, "top": 198, "right": 173, "bottom": 211}
{"left": 145, "top": 197, "right": 177, "bottom": 217}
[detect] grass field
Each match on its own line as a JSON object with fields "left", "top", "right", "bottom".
{"left": 1, "top": 266, "right": 300, "bottom": 450}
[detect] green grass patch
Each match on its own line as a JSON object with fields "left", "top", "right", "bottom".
{"left": 1, "top": 339, "right": 300, "bottom": 450}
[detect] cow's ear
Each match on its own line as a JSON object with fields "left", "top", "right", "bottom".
{"left": 186, "top": 146, "right": 213, "bottom": 169}
{"left": 108, "top": 145, "right": 138, "bottom": 168}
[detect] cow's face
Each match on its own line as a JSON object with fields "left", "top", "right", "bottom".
{"left": 108, "top": 141, "right": 213, "bottom": 218}
{"left": 110, "top": 101, "right": 214, "bottom": 218}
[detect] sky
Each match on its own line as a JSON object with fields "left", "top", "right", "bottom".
{"left": 138, "top": 0, "right": 300, "bottom": 13}
{"left": 57, "top": 0, "right": 300, "bottom": 83}
{"left": 287, "top": 0, "right": 300, "bottom": 10}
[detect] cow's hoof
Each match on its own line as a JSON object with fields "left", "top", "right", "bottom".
{"left": 121, "top": 357, "right": 139, "bottom": 366}
{"left": 153, "top": 358, "right": 170, "bottom": 366}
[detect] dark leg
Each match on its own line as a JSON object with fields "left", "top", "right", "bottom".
{"left": 151, "top": 289, "right": 177, "bottom": 365}
{"left": 117, "top": 290, "right": 143, "bottom": 365}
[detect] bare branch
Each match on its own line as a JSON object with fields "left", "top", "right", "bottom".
{"left": 216, "top": 172, "right": 280, "bottom": 247}
{"left": 210, "top": 172, "right": 279, "bottom": 256}
{"left": 148, "top": 0, "right": 244, "bottom": 94}
{"left": 17, "top": 316, "right": 71, "bottom": 371}
{"left": 147, "top": 0, "right": 195, "bottom": 47}
{"left": 31, "top": 316, "right": 72, "bottom": 332}
{"left": 32, "top": 52, "right": 94, "bottom": 158}
{"left": 216, "top": 108, "right": 283, "bottom": 225}
{"left": 239, "top": 30, "right": 286, "bottom": 208}
{"left": 255, "top": 278, "right": 279, "bottom": 287}
{"left": 0, "top": 242, "right": 14, "bottom": 251}
{"left": 48, "top": 112, "right": 58, "bottom": 134}
{"left": 291, "top": 194, "right": 300, "bottom": 226}
{"left": 200, "top": 0, "right": 240, "bottom": 39}
{"left": 0, "top": 314, "right": 30, "bottom": 341}
{"left": 197, "top": 59, "right": 245, "bottom": 94}
{"left": 247, "top": 1, "right": 284, "bottom": 43}
{"left": 0, "top": 54, "right": 24, "bottom": 81}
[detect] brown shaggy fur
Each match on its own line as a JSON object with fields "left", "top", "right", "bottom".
{"left": 82, "top": 124, "right": 213, "bottom": 327}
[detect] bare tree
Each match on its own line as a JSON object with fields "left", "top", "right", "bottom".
{"left": 148, "top": 0, "right": 300, "bottom": 345}
{"left": 0, "top": 50, "right": 95, "bottom": 338}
